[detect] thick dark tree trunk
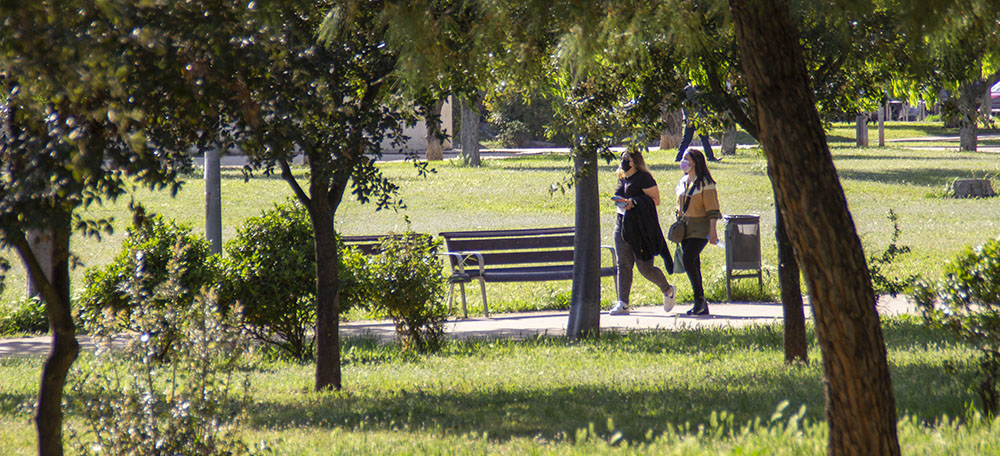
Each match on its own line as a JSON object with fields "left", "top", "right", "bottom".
{"left": 729, "top": 1, "right": 900, "bottom": 455}
{"left": 567, "top": 145, "right": 601, "bottom": 339}
{"left": 775, "top": 208, "right": 807, "bottom": 363}
{"left": 460, "top": 95, "right": 482, "bottom": 167}
{"left": 13, "top": 209, "right": 78, "bottom": 456}
{"left": 310, "top": 171, "right": 347, "bottom": 391}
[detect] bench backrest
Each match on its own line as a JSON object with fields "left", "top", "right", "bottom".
{"left": 439, "top": 227, "right": 576, "bottom": 269}
{"left": 341, "top": 234, "right": 434, "bottom": 255}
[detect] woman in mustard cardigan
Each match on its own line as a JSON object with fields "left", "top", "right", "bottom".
{"left": 676, "top": 149, "right": 721, "bottom": 315}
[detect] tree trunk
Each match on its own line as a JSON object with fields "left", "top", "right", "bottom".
{"left": 775, "top": 208, "right": 807, "bottom": 363}
{"left": 959, "top": 121, "right": 977, "bottom": 151}
{"left": 310, "top": 170, "right": 347, "bottom": 391}
{"left": 855, "top": 114, "right": 868, "bottom": 148}
{"left": 25, "top": 229, "right": 54, "bottom": 298}
{"left": 958, "top": 82, "right": 985, "bottom": 152}
{"left": 659, "top": 107, "right": 683, "bottom": 151}
{"left": 567, "top": 144, "right": 601, "bottom": 339}
{"left": 980, "top": 87, "right": 992, "bottom": 124}
{"left": 460, "top": 95, "right": 482, "bottom": 167}
{"left": 14, "top": 209, "right": 78, "bottom": 456}
{"left": 426, "top": 99, "right": 445, "bottom": 161}
{"left": 729, "top": 1, "right": 900, "bottom": 455}
{"left": 721, "top": 122, "right": 737, "bottom": 155}
{"left": 877, "top": 102, "right": 885, "bottom": 147}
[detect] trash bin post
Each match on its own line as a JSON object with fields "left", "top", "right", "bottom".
{"left": 723, "top": 215, "right": 763, "bottom": 301}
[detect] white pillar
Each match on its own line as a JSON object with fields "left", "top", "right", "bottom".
{"left": 205, "top": 145, "right": 222, "bottom": 254}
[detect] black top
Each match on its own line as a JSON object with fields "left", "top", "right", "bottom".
{"left": 615, "top": 171, "right": 657, "bottom": 200}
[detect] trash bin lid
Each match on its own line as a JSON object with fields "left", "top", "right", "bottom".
{"left": 724, "top": 214, "right": 760, "bottom": 222}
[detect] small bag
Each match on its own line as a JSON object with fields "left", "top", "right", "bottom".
{"left": 673, "top": 244, "right": 686, "bottom": 274}
{"left": 668, "top": 182, "right": 696, "bottom": 244}
{"left": 667, "top": 217, "right": 686, "bottom": 243}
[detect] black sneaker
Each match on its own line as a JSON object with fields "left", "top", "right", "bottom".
{"left": 686, "top": 298, "right": 709, "bottom": 315}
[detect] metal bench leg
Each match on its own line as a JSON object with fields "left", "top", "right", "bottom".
{"left": 459, "top": 283, "right": 468, "bottom": 319}
{"left": 477, "top": 277, "right": 489, "bottom": 318}
{"left": 613, "top": 271, "right": 620, "bottom": 302}
{"left": 446, "top": 282, "right": 456, "bottom": 315}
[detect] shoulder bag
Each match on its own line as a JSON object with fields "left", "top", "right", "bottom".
{"left": 667, "top": 181, "right": 696, "bottom": 244}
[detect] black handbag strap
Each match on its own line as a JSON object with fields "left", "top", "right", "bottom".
{"left": 680, "top": 179, "right": 697, "bottom": 216}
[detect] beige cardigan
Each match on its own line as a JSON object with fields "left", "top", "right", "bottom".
{"left": 676, "top": 175, "right": 721, "bottom": 239}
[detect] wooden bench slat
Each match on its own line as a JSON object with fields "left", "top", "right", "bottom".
{"left": 458, "top": 250, "right": 575, "bottom": 267}
{"left": 468, "top": 265, "right": 617, "bottom": 282}
{"left": 439, "top": 226, "right": 575, "bottom": 239}
{"left": 445, "top": 235, "right": 575, "bottom": 252}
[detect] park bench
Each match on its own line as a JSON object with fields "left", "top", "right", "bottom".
{"left": 439, "top": 226, "right": 618, "bottom": 318}
{"left": 340, "top": 235, "right": 393, "bottom": 255}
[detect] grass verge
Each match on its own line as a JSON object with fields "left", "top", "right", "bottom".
{"left": 0, "top": 316, "right": 994, "bottom": 454}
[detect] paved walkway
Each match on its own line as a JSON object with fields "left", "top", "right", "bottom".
{"left": 0, "top": 295, "right": 917, "bottom": 357}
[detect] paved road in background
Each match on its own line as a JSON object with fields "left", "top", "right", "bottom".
{"left": 0, "top": 295, "right": 916, "bottom": 357}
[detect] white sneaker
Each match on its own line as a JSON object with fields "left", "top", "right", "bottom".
{"left": 609, "top": 301, "right": 630, "bottom": 315}
{"left": 663, "top": 285, "right": 676, "bottom": 312}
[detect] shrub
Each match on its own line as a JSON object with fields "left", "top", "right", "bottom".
{"left": 220, "top": 200, "right": 368, "bottom": 360}
{"left": 0, "top": 295, "right": 47, "bottom": 335}
{"left": 360, "top": 233, "right": 448, "bottom": 352}
{"left": 868, "top": 209, "right": 917, "bottom": 297}
{"left": 70, "top": 240, "right": 260, "bottom": 455}
{"left": 78, "top": 205, "right": 220, "bottom": 350}
{"left": 912, "top": 237, "right": 1000, "bottom": 417}
{"left": 221, "top": 201, "right": 315, "bottom": 360}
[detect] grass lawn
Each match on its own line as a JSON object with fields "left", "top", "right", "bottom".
{"left": 0, "top": 317, "right": 996, "bottom": 454}
{"left": 2, "top": 120, "right": 999, "bottom": 453}
{"left": 2, "top": 121, "right": 1000, "bottom": 317}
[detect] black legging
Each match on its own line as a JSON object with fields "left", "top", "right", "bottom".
{"left": 681, "top": 237, "right": 709, "bottom": 301}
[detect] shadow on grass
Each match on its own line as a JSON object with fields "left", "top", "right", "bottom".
{"left": 827, "top": 134, "right": 857, "bottom": 144}
{"left": 0, "top": 392, "right": 33, "bottom": 418}
{"left": 836, "top": 167, "right": 970, "bottom": 187}
{"left": 242, "top": 318, "right": 969, "bottom": 444}
{"left": 246, "top": 370, "right": 827, "bottom": 444}
{"left": 244, "top": 356, "right": 968, "bottom": 444}
{"left": 830, "top": 152, "right": 973, "bottom": 161}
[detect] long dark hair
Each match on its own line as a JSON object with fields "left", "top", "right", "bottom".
{"left": 616, "top": 148, "right": 651, "bottom": 180}
{"left": 685, "top": 149, "right": 715, "bottom": 188}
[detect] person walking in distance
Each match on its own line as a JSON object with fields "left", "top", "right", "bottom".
{"left": 609, "top": 148, "right": 677, "bottom": 315}
{"left": 675, "top": 84, "right": 719, "bottom": 162}
{"left": 676, "top": 149, "right": 721, "bottom": 315}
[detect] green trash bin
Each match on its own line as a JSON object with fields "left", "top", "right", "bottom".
{"left": 724, "top": 215, "right": 763, "bottom": 300}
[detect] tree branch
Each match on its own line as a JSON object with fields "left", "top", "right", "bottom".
{"left": 8, "top": 229, "right": 69, "bottom": 329}
{"left": 279, "top": 157, "right": 310, "bottom": 207}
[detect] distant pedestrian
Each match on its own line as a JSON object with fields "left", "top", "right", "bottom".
{"left": 609, "top": 149, "right": 677, "bottom": 315}
{"left": 675, "top": 84, "right": 719, "bottom": 162}
{"left": 675, "top": 149, "right": 721, "bottom": 316}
